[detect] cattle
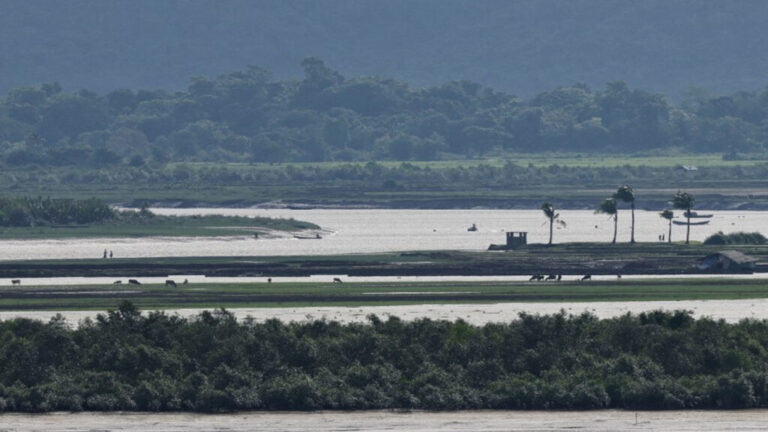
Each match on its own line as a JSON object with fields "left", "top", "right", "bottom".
{"left": 165, "top": 280, "right": 177, "bottom": 288}
{"left": 11, "top": 279, "right": 20, "bottom": 286}
{"left": 333, "top": 277, "right": 343, "bottom": 283}
{"left": 556, "top": 274, "right": 562, "bottom": 281}
{"left": 545, "top": 274, "right": 557, "bottom": 281}
{"left": 581, "top": 274, "right": 592, "bottom": 281}
{"left": 113, "top": 280, "right": 122, "bottom": 285}
{"left": 128, "top": 279, "right": 141, "bottom": 285}
{"left": 529, "top": 274, "right": 544, "bottom": 281}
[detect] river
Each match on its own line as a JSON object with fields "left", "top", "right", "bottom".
{"left": 2, "top": 410, "right": 767, "bottom": 431}
{"left": 0, "top": 208, "right": 762, "bottom": 260}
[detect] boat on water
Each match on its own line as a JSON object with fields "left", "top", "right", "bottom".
{"left": 673, "top": 220, "right": 710, "bottom": 226}
{"left": 684, "top": 211, "right": 713, "bottom": 219}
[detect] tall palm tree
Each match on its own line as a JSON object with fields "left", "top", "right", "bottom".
{"left": 672, "top": 191, "right": 695, "bottom": 244}
{"left": 541, "top": 202, "right": 565, "bottom": 245}
{"left": 659, "top": 209, "right": 673, "bottom": 243}
{"left": 613, "top": 185, "right": 636, "bottom": 243}
{"left": 596, "top": 198, "right": 618, "bottom": 244}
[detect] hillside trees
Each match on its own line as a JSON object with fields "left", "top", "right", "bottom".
{"left": 2, "top": 60, "right": 768, "bottom": 166}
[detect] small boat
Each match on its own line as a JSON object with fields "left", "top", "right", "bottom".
{"left": 673, "top": 220, "right": 710, "bottom": 226}
{"left": 467, "top": 224, "right": 478, "bottom": 232}
{"left": 684, "top": 211, "right": 713, "bottom": 219}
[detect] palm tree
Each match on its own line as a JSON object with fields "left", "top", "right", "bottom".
{"left": 672, "top": 191, "right": 695, "bottom": 244}
{"left": 541, "top": 202, "right": 565, "bottom": 245}
{"left": 596, "top": 198, "right": 618, "bottom": 244}
{"left": 613, "top": 185, "right": 636, "bottom": 243}
{"left": 659, "top": 209, "right": 673, "bottom": 243}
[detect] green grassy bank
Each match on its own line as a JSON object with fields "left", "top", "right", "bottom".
{"left": 2, "top": 278, "right": 768, "bottom": 311}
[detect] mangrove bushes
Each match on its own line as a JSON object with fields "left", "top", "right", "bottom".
{"left": 2, "top": 303, "right": 768, "bottom": 411}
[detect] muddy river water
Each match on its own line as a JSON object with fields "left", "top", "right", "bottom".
{"left": 0, "top": 208, "right": 763, "bottom": 260}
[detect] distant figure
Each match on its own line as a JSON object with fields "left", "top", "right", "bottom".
{"left": 316, "top": 233, "right": 322, "bottom": 239}
{"left": 556, "top": 274, "right": 562, "bottom": 281}
{"left": 333, "top": 277, "right": 343, "bottom": 283}
{"left": 103, "top": 249, "right": 108, "bottom": 259}
{"left": 467, "top": 223, "right": 478, "bottom": 232}
{"left": 11, "top": 279, "right": 20, "bottom": 286}
{"left": 545, "top": 274, "right": 557, "bottom": 281}
{"left": 165, "top": 280, "right": 177, "bottom": 288}
{"left": 267, "top": 278, "right": 272, "bottom": 283}
{"left": 617, "top": 274, "right": 622, "bottom": 279}
{"left": 113, "top": 280, "right": 122, "bottom": 285}
{"left": 529, "top": 274, "right": 544, "bottom": 281}
{"left": 581, "top": 274, "right": 592, "bottom": 281}
{"left": 128, "top": 279, "right": 141, "bottom": 285}
{"left": 109, "top": 250, "right": 113, "bottom": 258}
{"left": 183, "top": 279, "right": 188, "bottom": 285}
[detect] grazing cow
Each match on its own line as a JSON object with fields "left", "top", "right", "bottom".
{"left": 128, "top": 279, "right": 141, "bottom": 285}
{"left": 581, "top": 274, "right": 592, "bottom": 281}
{"left": 556, "top": 274, "right": 562, "bottom": 281}
{"left": 529, "top": 274, "right": 544, "bottom": 281}
{"left": 545, "top": 274, "right": 557, "bottom": 281}
{"left": 333, "top": 277, "right": 343, "bottom": 283}
{"left": 113, "top": 280, "right": 122, "bottom": 285}
{"left": 165, "top": 280, "right": 177, "bottom": 288}
{"left": 11, "top": 279, "right": 20, "bottom": 286}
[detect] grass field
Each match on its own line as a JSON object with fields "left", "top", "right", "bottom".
{"left": 3, "top": 278, "right": 768, "bottom": 311}
{"left": 0, "top": 215, "right": 319, "bottom": 239}
{"left": 173, "top": 154, "right": 768, "bottom": 170}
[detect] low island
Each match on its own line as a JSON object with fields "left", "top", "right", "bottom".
{"left": 0, "top": 197, "right": 319, "bottom": 239}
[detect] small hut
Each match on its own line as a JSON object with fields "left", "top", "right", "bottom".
{"left": 699, "top": 250, "right": 757, "bottom": 271}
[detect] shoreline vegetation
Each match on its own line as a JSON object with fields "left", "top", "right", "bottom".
{"left": 0, "top": 197, "right": 318, "bottom": 239}
{"left": 1, "top": 244, "right": 766, "bottom": 278}
{"left": 1, "top": 304, "right": 768, "bottom": 412}
{"left": 3, "top": 278, "right": 768, "bottom": 311}
{"left": 5, "top": 157, "right": 768, "bottom": 210}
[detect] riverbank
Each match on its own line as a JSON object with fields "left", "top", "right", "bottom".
{"left": 2, "top": 409, "right": 767, "bottom": 431}
{"left": 0, "top": 215, "right": 319, "bottom": 239}
{"left": 4, "top": 278, "right": 768, "bottom": 311}
{"left": 0, "top": 243, "right": 765, "bottom": 278}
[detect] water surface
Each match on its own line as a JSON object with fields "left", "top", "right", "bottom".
{"left": 0, "top": 208, "right": 762, "bottom": 260}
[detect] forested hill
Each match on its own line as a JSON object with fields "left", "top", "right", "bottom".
{"left": 1, "top": 0, "right": 768, "bottom": 98}
{"left": 1, "top": 59, "right": 768, "bottom": 166}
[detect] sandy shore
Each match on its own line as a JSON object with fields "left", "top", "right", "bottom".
{"left": 2, "top": 409, "right": 768, "bottom": 431}
{"left": 3, "top": 298, "right": 768, "bottom": 326}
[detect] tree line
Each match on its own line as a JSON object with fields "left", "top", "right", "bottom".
{"left": 1, "top": 303, "right": 768, "bottom": 412}
{"left": 543, "top": 188, "right": 699, "bottom": 245}
{"left": 2, "top": 58, "right": 768, "bottom": 167}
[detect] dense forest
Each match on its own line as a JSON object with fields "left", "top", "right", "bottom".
{"left": 1, "top": 304, "right": 768, "bottom": 412}
{"left": 1, "top": 59, "right": 768, "bottom": 166}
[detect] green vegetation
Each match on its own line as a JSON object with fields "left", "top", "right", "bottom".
{"left": 4, "top": 278, "right": 768, "bottom": 310}
{"left": 2, "top": 304, "right": 768, "bottom": 411}
{"left": 704, "top": 231, "right": 768, "bottom": 246}
{"left": 0, "top": 197, "right": 317, "bottom": 239}
{"left": 4, "top": 60, "right": 768, "bottom": 170}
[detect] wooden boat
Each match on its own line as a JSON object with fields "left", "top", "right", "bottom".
{"left": 673, "top": 220, "right": 710, "bottom": 226}
{"left": 684, "top": 211, "right": 713, "bottom": 219}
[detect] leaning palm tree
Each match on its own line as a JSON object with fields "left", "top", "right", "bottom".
{"left": 659, "top": 209, "right": 673, "bottom": 243}
{"left": 613, "top": 185, "right": 636, "bottom": 243}
{"left": 672, "top": 191, "right": 696, "bottom": 244}
{"left": 596, "top": 198, "right": 618, "bottom": 244}
{"left": 541, "top": 202, "right": 566, "bottom": 245}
